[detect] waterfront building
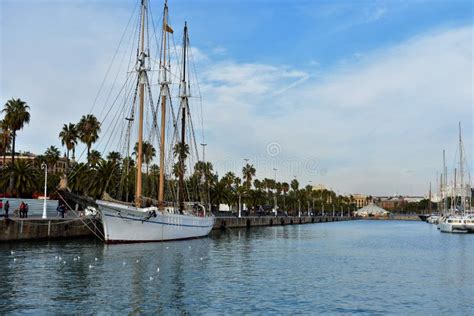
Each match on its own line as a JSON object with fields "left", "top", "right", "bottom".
{"left": 0, "top": 151, "right": 70, "bottom": 174}
{"left": 352, "top": 194, "right": 369, "bottom": 208}
{"left": 312, "top": 184, "right": 327, "bottom": 191}
{"left": 354, "top": 203, "right": 390, "bottom": 217}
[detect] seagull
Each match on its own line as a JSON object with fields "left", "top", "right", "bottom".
{"left": 63, "top": 261, "right": 66, "bottom": 264}
{"left": 73, "top": 258, "right": 77, "bottom": 261}
{"left": 77, "top": 256, "right": 81, "bottom": 260}
{"left": 136, "top": 259, "right": 140, "bottom": 263}
{"left": 166, "top": 247, "right": 169, "bottom": 249}
{"left": 157, "top": 267, "right": 160, "bottom": 273}
{"left": 123, "top": 261, "right": 127, "bottom": 266}
{"left": 55, "top": 256, "right": 58, "bottom": 260}
{"left": 149, "top": 276, "right": 154, "bottom": 281}
{"left": 10, "top": 251, "right": 15, "bottom": 255}
{"left": 94, "top": 257, "right": 98, "bottom": 261}
{"left": 13, "top": 258, "right": 17, "bottom": 262}
{"left": 200, "top": 257, "right": 204, "bottom": 261}
{"left": 89, "top": 264, "right": 93, "bottom": 269}
{"left": 58, "top": 256, "right": 62, "bottom": 260}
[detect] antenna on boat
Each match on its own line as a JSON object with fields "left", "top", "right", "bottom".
{"left": 135, "top": 0, "right": 148, "bottom": 207}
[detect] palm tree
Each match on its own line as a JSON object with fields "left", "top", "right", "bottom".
{"left": 59, "top": 123, "right": 78, "bottom": 169}
{"left": 0, "top": 159, "right": 38, "bottom": 197}
{"left": 2, "top": 98, "right": 30, "bottom": 191}
{"left": 242, "top": 163, "right": 256, "bottom": 189}
{"left": 0, "top": 119, "right": 11, "bottom": 168}
{"left": 77, "top": 114, "right": 101, "bottom": 158}
{"left": 290, "top": 179, "right": 299, "bottom": 192}
{"left": 173, "top": 142, "right": 190, "bottom": 179}
{"left": 44, "top": 146, "right": 61, "bottom": 170}
{"left": 133, "top": 141, "right": 156, "bottom": 174}
{"left": 88, "top": 149, "right": 102, "bottom": 167}
{"left": 88, "top": 160, "right": 120, "bottom": 198}
{"left": 210, "top": 180, "right": 230, "bottom": 206}
{"left": 107, "top": 151, "right": 122, "bottom": 165}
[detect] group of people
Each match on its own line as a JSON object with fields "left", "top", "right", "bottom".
{"left": 18, "top": 202, "right": 29, "bottom": 218}
{"left": 1, "top": 200, "right": 29, "bottom": 219}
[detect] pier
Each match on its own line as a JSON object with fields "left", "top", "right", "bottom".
{"left": 213, "top": 215, "right": 357, "bottom": 230}
{"left": 0, "top": 218, "right": 101, "bottom": 242}
{"left": 1, "top": 215, "right": 357, "bottom": 242}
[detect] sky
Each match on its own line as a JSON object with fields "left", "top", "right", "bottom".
{"left": 1, "top": 0, "right": 473, "bottom": 196}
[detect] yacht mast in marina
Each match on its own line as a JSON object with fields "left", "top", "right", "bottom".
{"left": 135, "top": 0, "right": 148, "bottom": 207}
{"left": 158, "top": 0, "right": 172, "bottom": 209}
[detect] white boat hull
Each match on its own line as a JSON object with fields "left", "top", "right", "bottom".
{"left": 96, "top": 200, "right": 215, "bottom": 243}
{"left": 437, "top": 216, "right": 467, "bottom": 233}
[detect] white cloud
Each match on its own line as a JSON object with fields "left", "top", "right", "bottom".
{"left": 199, "top": 25, "right": 473, "bottom": 195}
{"left": 1, "top": 1, "right": 471, "bottom": 196}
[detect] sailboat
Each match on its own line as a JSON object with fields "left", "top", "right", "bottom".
{"left": 438, "top": 122, "right": 472, "bottom": 233}
{"left": 96, "top": 0, "right": 215, "bottom": 243}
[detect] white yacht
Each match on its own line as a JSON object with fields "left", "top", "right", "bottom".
{"left": 95, "top": 0, "right": 215, "bottom": 243}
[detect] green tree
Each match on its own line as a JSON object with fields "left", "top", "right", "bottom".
{"left": 59, "top": 123, "right": 78, "bottom": 169}
{"left": 242, "top": 163, "right": 256, "bottom": 189}
{"left": 88, "top": 149, "right": 102, "bottom": 167}
{"left": 290, "top": 179, "right": 299, "bottom": 192}
{"left": 0, "top": 119, "right": 11, "bottom": 168}
{"left": 44, "top": 145, "right": 61, "bottom": 170}
{"left": 2, "top": 98, "right": 31, "bottom": 191}
{"left": 107, "top": 151, "right": 122, "bottom": 165}
{"left": 0, "top": 159, "right": 38, "bottom": 197}
{"left": 77, "top": 114, "right": 101, "bottom": 158}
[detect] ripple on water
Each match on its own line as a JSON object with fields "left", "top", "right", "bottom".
{"left": 0, "top": 220, "right": 473, "bottom": 314}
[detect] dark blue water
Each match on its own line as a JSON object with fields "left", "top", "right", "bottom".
{"left": 1, "top": 221, "right": 473, "bottom": 314}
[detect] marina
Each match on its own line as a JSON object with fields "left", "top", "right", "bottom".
{"left": 1, "top": 0, "right": 472, "bottom": 314}
{"left": 1, "top": 220, "right": 473, "bottom": 314}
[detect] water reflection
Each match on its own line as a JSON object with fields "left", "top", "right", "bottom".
{"left": 1, "top": 221, "right": 473, "bottom": 314}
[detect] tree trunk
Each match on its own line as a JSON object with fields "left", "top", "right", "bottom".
{"left": 66, "top": 148, "right": 70, "bottom": 172}
{"left": 8, "top": 133, "right": 16, "bottom": 193}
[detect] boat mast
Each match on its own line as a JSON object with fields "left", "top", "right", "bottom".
{"left": 135, "top": 0, "right": 148, "bottom": 207}
{"left": 453, "top": 168, "right": 457, "bottom": 211}
{"left": 443, "top": 149, "right": 447, "bottom": 213}
{"left": 158, "top": 1, "right": 171, "bottom": 209}
{"left": 428, "top": 182, "right": 432, "bottom": 214}
{"left": 458, "top": 122, "right": 464, "bottom": 212}
{"left": 178, "top": 22, "right": 189, "bottom": 212}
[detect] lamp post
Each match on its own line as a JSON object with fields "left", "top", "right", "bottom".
{"left": 241, "top": 158, "right": 250, "bottom": 217}
{"left": 41, "top": 162, "right": 48, "bottom": 219}
{"left": 200, "top": 143, "right": 209, "bottom": 216}
{"left": 273, "top": 168, "right": 278, "bottom": 214}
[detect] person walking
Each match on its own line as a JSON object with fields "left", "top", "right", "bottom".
{"left": 4, "top": 200, "right": 9, "bottom": 219}
{"left": 19, "top": 202, "right": 25, "bottom": 218}
{"left": 24, "top": 203, "right": 29, "bottom": 218}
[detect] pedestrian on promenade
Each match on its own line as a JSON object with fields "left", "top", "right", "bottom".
{"left": 59, "top": 205, "right": 65, "bottom": 218}
{"left": 19, "top": 202, "right": 25, "bottom": 218}
{"left": 24, "top": 203, "right": 29, "bottom": 218}
{"left": 4, "top": 200, "right": 9, "bottom": 219}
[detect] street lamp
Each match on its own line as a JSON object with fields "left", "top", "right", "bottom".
{"left": 273, "top": 168, "right": 278, "bottom": 214}
{"left": 41, "top": 162, "right": 47, "bottom": 219}
{"left": 200, "top": 143, "right": 209, "bottom": 216}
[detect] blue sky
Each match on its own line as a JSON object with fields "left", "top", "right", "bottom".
{"left": 1, "top": 0, "right": 473, "bottom": 196}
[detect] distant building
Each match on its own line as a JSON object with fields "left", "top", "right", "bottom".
{"left": 0, "top": 151, "right": 69, "bottom": 174}
{"left": 355, "top": 203, "right": 390, "bottom": 217}
{"left": 312, "top": 184, "right": 327, "bottom": 191}
{"left": 352, "top": 194, "right": 369, "bottom": 208}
